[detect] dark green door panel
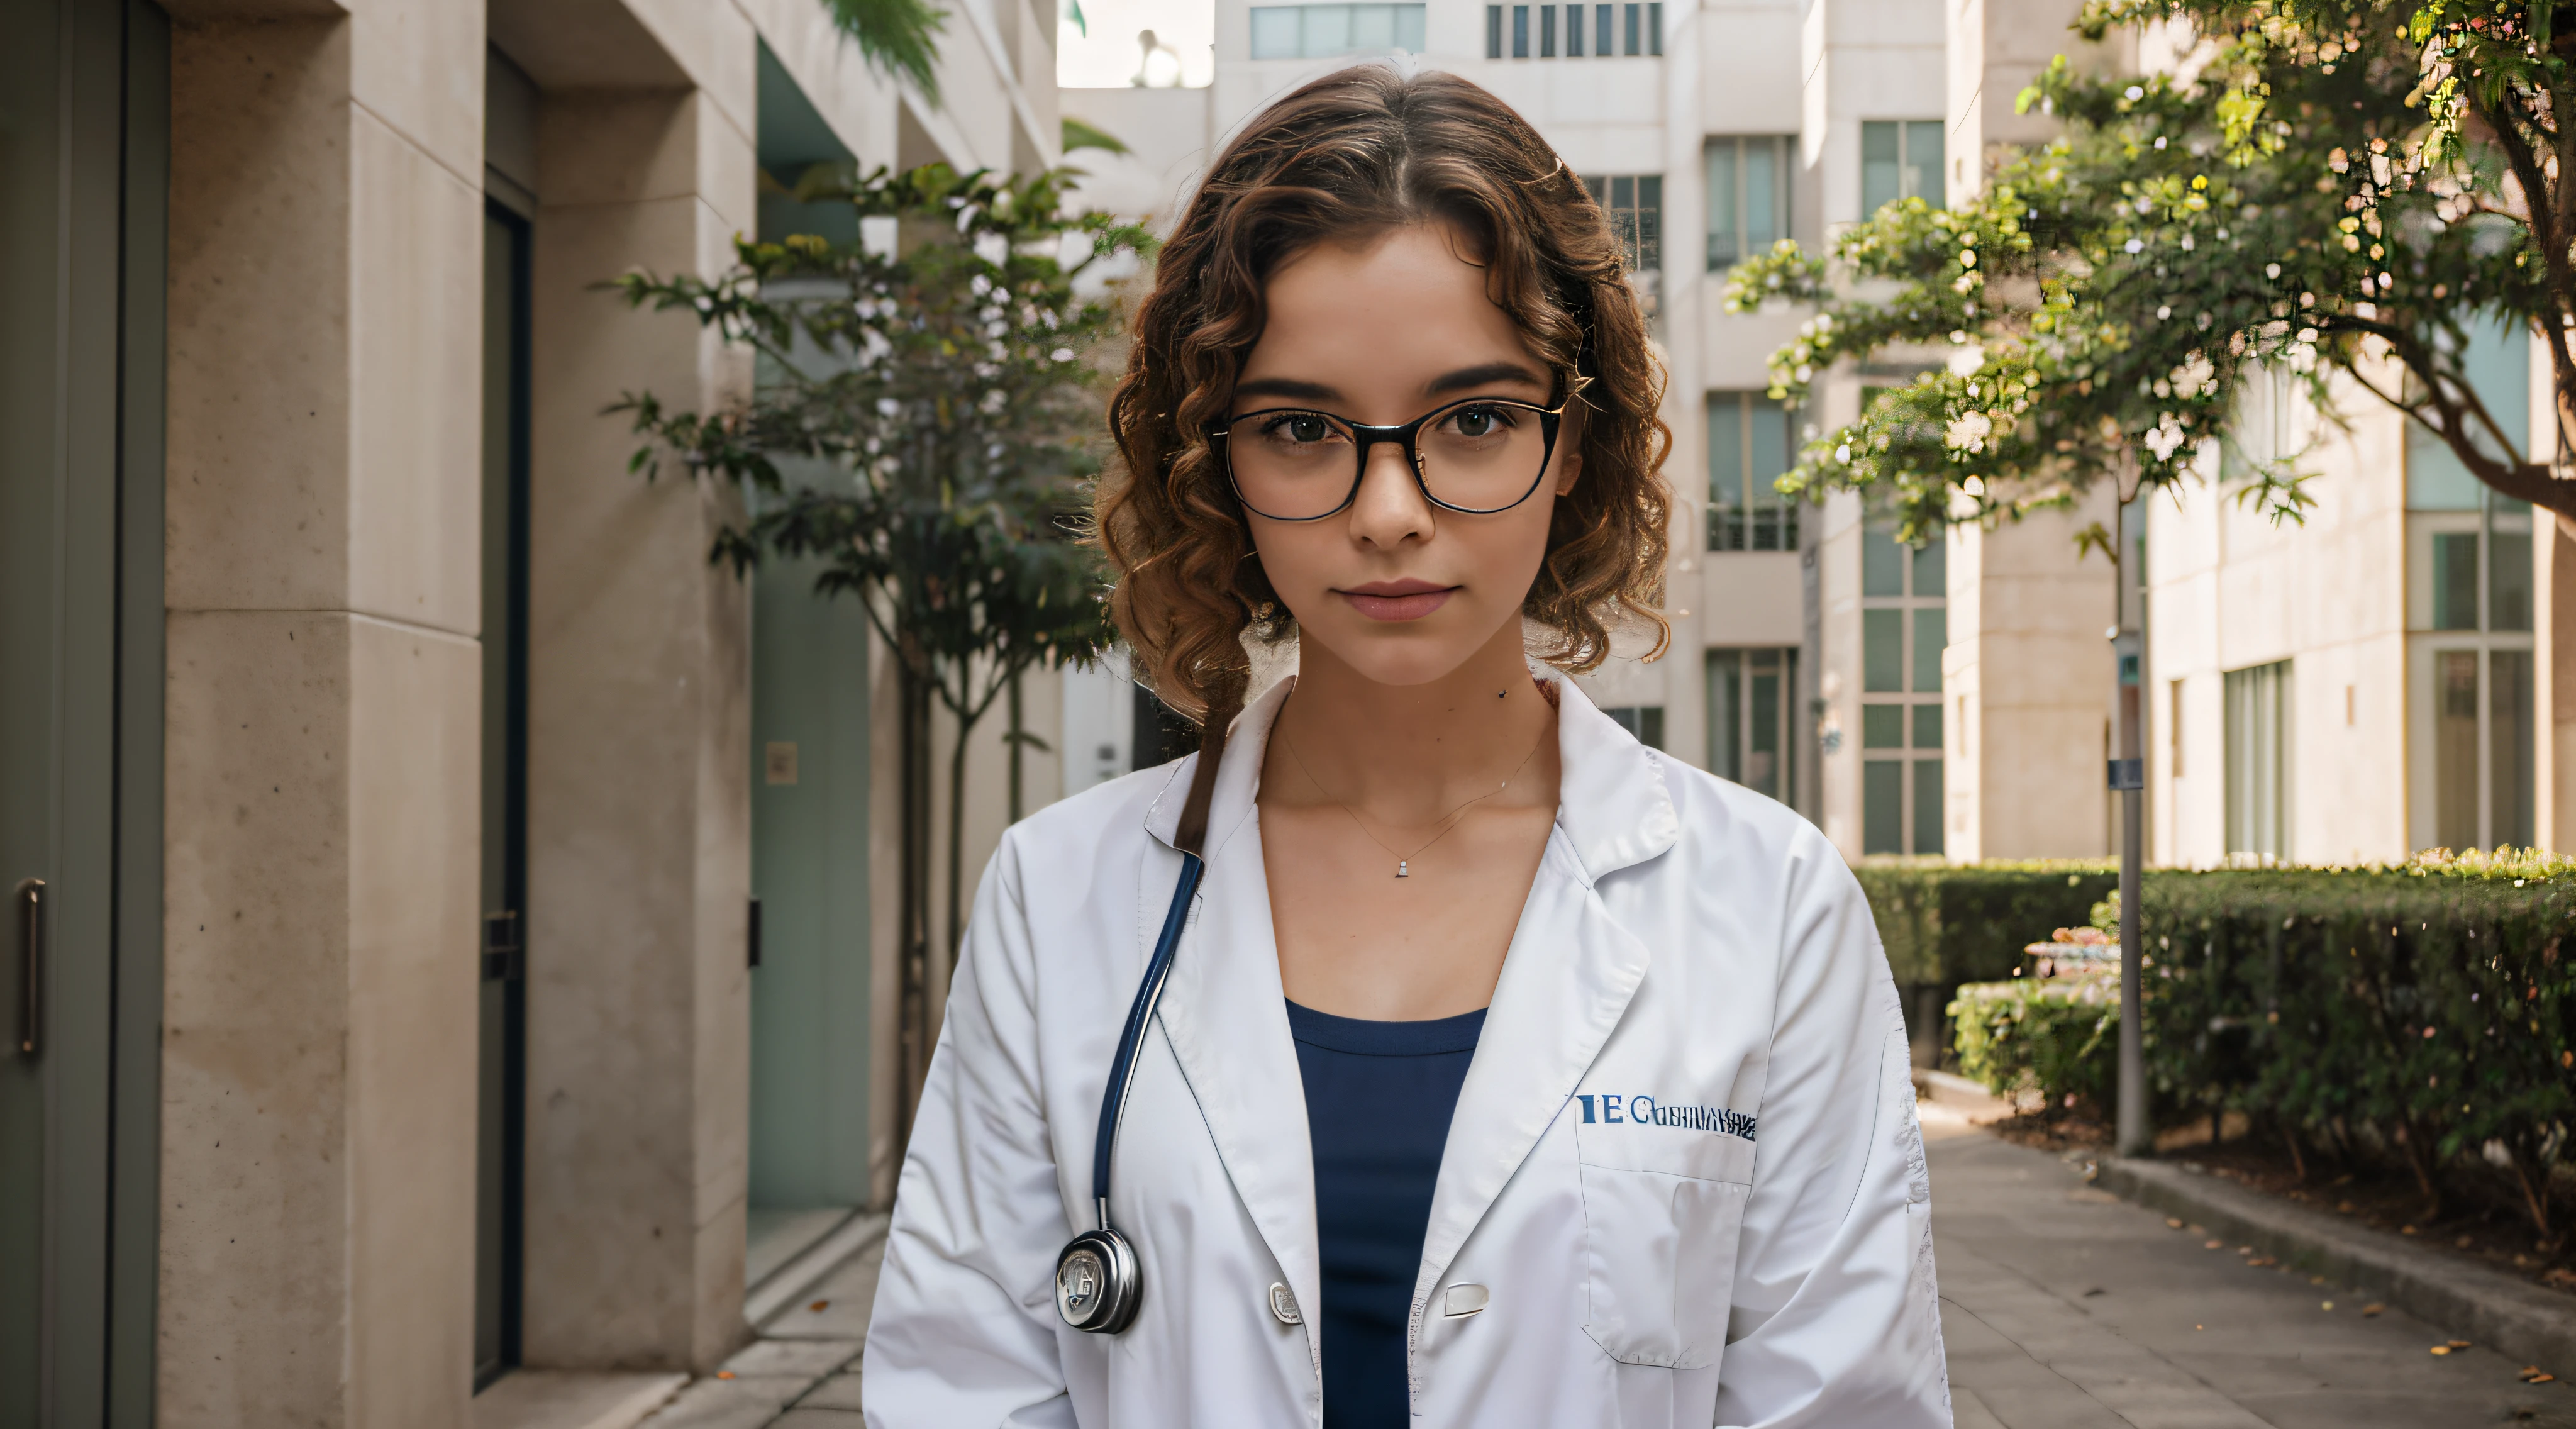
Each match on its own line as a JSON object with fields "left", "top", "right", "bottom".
{"left": 0, "top": 0, "right": 167, "bottom": 1423}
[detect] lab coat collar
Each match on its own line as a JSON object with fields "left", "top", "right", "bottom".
{"left": 1141, "top": 665, "right": 1680, "bottom": 882}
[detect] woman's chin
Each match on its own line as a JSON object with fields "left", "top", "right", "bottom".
{"left": 1299, "top": 619, "right": 1501, "bottom": 689}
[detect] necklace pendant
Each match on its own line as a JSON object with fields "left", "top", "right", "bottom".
{"left": 1396, "top": 860, "right": 1408, "bottom": 879}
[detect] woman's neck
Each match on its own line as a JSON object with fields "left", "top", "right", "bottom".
{"left": 1265, "top": 618, "right": 1560, "bottom": 827}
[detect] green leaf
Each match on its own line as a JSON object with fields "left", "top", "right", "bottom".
{"left": 1062, "top": 116, "right": 1129, "bottom": 155}
{"left": 825, "top": 0, "right": 948, "bottom": 106}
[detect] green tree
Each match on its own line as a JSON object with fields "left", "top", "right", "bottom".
{"left": 611, "top": 162, "right": 1154, "bottom": 1132}
{"left": 1729, "top": 0, "right": 2576, "bottom": 538}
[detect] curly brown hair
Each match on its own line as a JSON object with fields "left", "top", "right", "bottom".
{"left": 1093, "top": 64, "right": 1672, "bottom": 727}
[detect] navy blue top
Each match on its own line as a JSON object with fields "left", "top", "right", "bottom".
{"left": 1285, "top": 999, "right": 1488, "bottom": 1429}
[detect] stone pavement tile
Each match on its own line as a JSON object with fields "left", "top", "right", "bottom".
{"left": 794, "top": 1373, "right": 864, "bottom": 1411}
{"left": 633, "top": 1376, "right": 806, "bottom": 1429}
{"left": 762, "top": 1243, "right": 887, "bottom": 1342}
{"left": 1948, "top": 1387, "right": 2007, "bottom": 1429}
{"left": 1933, "top": 1132, "right": 2576, "bottom": 1428}
{"left": 1940, "top": 1299, "right": 2129, "bottom": 1428}
{"left": 718, "top": 1338, "right": 860, "bottom": 1379}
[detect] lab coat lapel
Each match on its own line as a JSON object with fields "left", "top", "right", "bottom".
{"left": 1145, "top": 684, "right": 1324, "bottom": 1348}
{"left": 1416, "top": 677, "right": 1679, "bottom": 1294}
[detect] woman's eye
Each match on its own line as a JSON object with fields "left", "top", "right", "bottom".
{"left": 1448, "top": 405, "right": 1516, "bottom": 438}
{"left": 1260, "top": 413, "right": 1336, "bottom": 444}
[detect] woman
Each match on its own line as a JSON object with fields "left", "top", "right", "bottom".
{"left": 863, "top": 65, "right": 1951, "bottom": 1428}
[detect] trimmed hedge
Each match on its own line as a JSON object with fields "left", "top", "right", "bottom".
{"left": 1855, "top": 858, "right": 2118, "bottom": 987}
{"left": 1920, "top": 851, "right": 2576, "bottom": 1235}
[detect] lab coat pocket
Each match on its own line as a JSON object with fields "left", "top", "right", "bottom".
{"left": 1575, "top": 1161, "right": 1750, "bottom": 1369}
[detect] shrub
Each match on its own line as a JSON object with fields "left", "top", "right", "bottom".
{"left": 1931, "top": 851, "right": 2576, "bottom": 1236}
{"left": 1856, "top": 859, "right": 2116, "bottom": 1065}
{"left": 1950, "top": 976, "right": 2119, "bottom": 1112}
{"left": 2140, "top": 855, "right": 2576, "bottom": 1236}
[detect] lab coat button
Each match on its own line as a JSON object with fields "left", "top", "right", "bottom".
{"left": 1269, "top": 1282, "right": 1302, "bottom": 1325}
{"left": 1441, "top": 1284, "right": 1489, "bottom": 1318}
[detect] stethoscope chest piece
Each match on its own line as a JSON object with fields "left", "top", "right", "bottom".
{"left": 1057, "top": 1226, "right": 1141, "bottom": 1333}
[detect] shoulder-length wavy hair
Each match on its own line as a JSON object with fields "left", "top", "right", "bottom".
{"left": 1094, "top": 64, "right": 1672, "bottom": 726}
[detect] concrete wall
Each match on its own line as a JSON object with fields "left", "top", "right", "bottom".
{"left": 160, "top": 3, "right": 485, "bottom": 1421}
{"left": 153, "top": 0, "right": 1060, "bottom": 1413}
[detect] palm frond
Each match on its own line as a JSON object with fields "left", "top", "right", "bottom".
{"left": 825, "top": 0, "right": 948, "bottom": 106}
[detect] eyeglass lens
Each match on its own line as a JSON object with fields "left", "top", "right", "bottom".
{"left": 1226, "top": 401, "right": 1551, "bottom": 520}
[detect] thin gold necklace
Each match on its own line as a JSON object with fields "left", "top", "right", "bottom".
{"left": 1277, "top": 723, "right": 1549, "bottom": 879}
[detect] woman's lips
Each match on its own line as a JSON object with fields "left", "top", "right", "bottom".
{"left": 1338, "top": 581, "right": 1458, "bottom": 621}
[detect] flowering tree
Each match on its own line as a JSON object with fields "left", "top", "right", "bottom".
{"left": 1728, "top": 0, "right": 2576, "bottom": 541}
{"left": 612, "top": 162, "right": 1154, "bottom": 1128}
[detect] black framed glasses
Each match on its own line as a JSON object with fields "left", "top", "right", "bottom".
{"left": 1212, "top": 397, "right": 1567, "bottom": 522}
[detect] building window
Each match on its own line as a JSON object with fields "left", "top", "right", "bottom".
{"left": 1860, "top": 120, "right": 1944, "bottom": 218}
{"left": 1859, "top": 521, "right": 1944, "bottom": 854}
{"left": 2405, "top": 311, "right": 2534, "bottom": 853}
{"left": 1252, "top": 3, "right": 1426, "bottom": 59}
{"left": 1706, "top": 136, "right": 1792, "bottom": 271}
{"left": 1709, "top": 650, "right": 1796, "bottom": 806}
{"left": 1584, "top": 174, "right": 1661, "bottom": 274}
{"left": 1489, "top": 1, "right": 1654, "bottom": 56}
{"left": 1602, "top": 705, "right": 1665, "bottom": 748}
{"left": 1707, "top": 392, "right": 1796, "bottom": 551}
{"left": 2223, "top": 660, "right": 2290, "bottom": 861}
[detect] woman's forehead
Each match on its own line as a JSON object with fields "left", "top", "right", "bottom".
{"left": 1247, "top": 226, "right": 1545, "bottom": 398}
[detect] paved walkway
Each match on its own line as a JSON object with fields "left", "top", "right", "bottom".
{"left": 1923, "top": 1106, "right": 2573, "bottom": 1428}
{"left": 654, "top": 1113, "right": 2574, "bottom": 1427}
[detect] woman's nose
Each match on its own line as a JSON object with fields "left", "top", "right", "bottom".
{"left": 1347, "top": 438, "right": 1434, "bottom": 548}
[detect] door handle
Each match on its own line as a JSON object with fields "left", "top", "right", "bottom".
{"left": 14, "top": 878, "right": 42, "bottom": 1057}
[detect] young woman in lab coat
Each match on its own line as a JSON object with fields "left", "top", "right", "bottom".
{"left": 863, "top": 64, "right": 1952, "bottom": 1429}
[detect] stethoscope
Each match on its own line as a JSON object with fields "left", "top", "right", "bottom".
{"left": 1055, "top": 716, "right": 1230, "bottom": 1334}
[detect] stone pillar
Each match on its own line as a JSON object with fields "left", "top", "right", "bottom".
{"left": 518, "top": 75, "right": 757, "bottom": 1374}
{"left": 1946, "top": 488, "right": 2119, "bottom": 859}
{"left": 159, "top": 1, "right": 486, "bottom": 1423}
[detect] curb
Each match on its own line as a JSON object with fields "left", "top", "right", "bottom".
{"left": 2094, "top": 1155, "right": 2576, "bottom": 1379}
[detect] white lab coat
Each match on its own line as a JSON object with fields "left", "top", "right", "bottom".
{"left": 863, "top": 674, "right": 1951, "bottom": 1428}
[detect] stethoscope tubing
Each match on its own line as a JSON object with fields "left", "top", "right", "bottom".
{"left": 1089, "top": 850, "right": 1207, "bottom": 1230}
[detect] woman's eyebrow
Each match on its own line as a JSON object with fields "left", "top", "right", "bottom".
{"left": 1425, "top": 360, "right": 1548, "bottom": 396}
{"left": 1233, "top": 375, "right": 1343, "bottom": 403}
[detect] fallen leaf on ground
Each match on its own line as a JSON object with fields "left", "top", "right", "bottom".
{"left": 2431, "top": 1347, "right": 2453, "bottom": 1356}
{"left": 2167, "top": 1217, "right": 2184, "bottom": 1228}
{"left": 2363, "top": 1304, "right": 2385, "bottom": 1316}
{"left": 811, "top": 1300, "right": 830, "bottom": 1311}
{"left": 716, "top": 1371, "right": 738, "bottom": 1379}
{"left": 2448, "top": 1340, "right": 2473, "bottom": 1350}
{"left": 2321, "top": 1301, "right": 2334, "bottom": 1311}
{"left": 2204, "top": 1239, "right": 2224, "bottom": 1249}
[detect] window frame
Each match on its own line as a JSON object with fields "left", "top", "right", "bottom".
{"left": 1859, "top": 118, "right": 1945, "bottom": 219}
{"left": 1707, "top": 648, "right": 1799, "bottom": 809}
{"left": 1704, "top": 135, "right": 1793, "bottom": 272}
{"left": 1252, "top": 1, "right": 1428, "bottom": 58}
{"left": 1857, "top": 519, "right": 1946, "bottom": 855}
